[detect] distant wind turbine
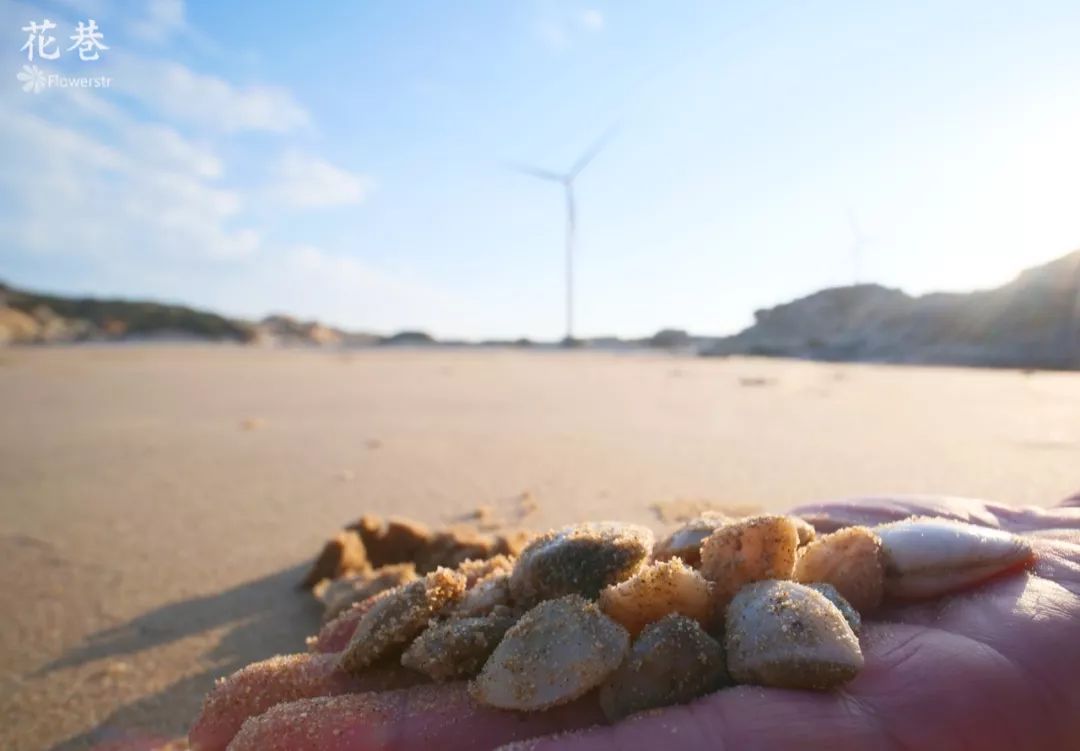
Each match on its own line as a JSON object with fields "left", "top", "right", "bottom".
{"left": 846, "top": 209, "right": 871, "bottom": 285}
{"left": 509, "top": 127, "right": 618, "bottom": 345}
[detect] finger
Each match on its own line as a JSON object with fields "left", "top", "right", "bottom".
{"left": 791, "top": 496, "right": 1080, "bottom": 536}
{"left": 189, "top": 653, "right": 421, "bottom": 751}
{"left": 1060, "top": 491, "right": 1080, "bottom": 508}
{"left": 790, "top": 495, "right": 1007, "bottom": 532}
{"left": 227, "top": 683, "right": 605, "bottom": 751}
{"left": 501, "top": 620, "right": 1074, "bottom": 751}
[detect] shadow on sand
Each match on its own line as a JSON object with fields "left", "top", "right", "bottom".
{"left": 43, "top": 563, "right": 322, "bottom": 750}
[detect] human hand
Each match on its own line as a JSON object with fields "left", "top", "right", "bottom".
{"left": 191, "top": 495, "right": 1080, "bottom": 750}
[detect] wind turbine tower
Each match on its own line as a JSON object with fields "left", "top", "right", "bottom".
{"left": 847, "top": 210, "right": 869, "bottom": 285}
{"left": 511, "top": 129, "right": 616, "bottom": 345}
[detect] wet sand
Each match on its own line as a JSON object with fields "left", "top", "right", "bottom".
{"left": 1, "top": 345, "right": 1078, "bottom": 750}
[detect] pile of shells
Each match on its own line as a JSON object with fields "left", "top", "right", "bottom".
{"left": 300, "top": 514, "right": 535, "bottom": 621}
{"left": 329, "top": 512, "right": 1033, "bottom": 720}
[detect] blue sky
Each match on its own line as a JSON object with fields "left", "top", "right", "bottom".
{"left": 3, "top": 1, "right": 1080, "bottom": 338}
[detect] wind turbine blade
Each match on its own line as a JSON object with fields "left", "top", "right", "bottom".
{"left": 505, "top": 162, "right": 566, "bottom": 182}
{"left": 569, "top": 123, "right": 620, "bottom": 179}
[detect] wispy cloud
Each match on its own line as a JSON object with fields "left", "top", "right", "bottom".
{"left": 0, "top": 0, "right": 472, "bottom": 332}
{"left": 128, "top": 0, "right": 186, "bottom": 43}
{"left": 534, "top": 7, "right": 606, "bottom": 50}
{"left": 0, "top": 107, "right": 259, "bottom": 263}
{"left": 111, "top": 54, "right": 310, "bottom": 133}
{"left": 580, "top": 9, "right": 604, "bottom": 31}
{"left": 268, "top": 153, "right": 375, "bottom": 209}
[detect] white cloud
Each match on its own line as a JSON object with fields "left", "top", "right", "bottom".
{"left": 0, "top": 109, "right": 258, "bottom": 264}
{"left": 112, "top": 55, "right": 310, "bottom": 133}
{"left": 535, "top": 8, "right": 605, "bottom": 49}
{"left": 581, "top": 9, "right": 604, "bottom": 31}
{"left": 64, "top": 89, "right": 223, "bottom": 178}
{"left": 128, "top": 0, "right": 186, "bottom": 42}
{"left": 535, "top": 20, "right": 570, "bottom": 50}
{"left": 268, "top": 152, "right": 374, "bottom": 209}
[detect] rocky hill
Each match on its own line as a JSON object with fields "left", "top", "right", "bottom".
{"left": 0, "top": 283, "right": 380, "bottom": 347}
{"left": 0, "top": 283, "right": 254, "bottom": 344}
{"left": 706, "top": 250, "right": 1080, "bottom": 369}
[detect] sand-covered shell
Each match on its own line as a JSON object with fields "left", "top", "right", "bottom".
{"left": 793, "top": 526, "right": 884, "bottom": 613}
{"left": 320, "top": 563, "right": 418, "bottom": 621}
{"left": 453, "top": 571, "right": 513, "bottom": 618}
{"left": 725, "top": 580, "right": 863, "bottom": 690}
{"left": 509, "top": 522, "right": 653, "bottom": 606}
{"left": 653, "top": 511, "right": 729, "bottom": 567}
{"left": 700, "top": 515, "right": 801, "bottom": 606}
{"left": 599, "top": 613, "right": 729, "bottom": 721}
{"left": 401, "top": 611, "right": 517, "bottom": 681}
{"left": 599, "top": 558, "right": 714, "bottom": 636}
{"left": 339, "top": 567, "right": 466, "bottom": 674}
{"left": 470, "top": 594, "right": 630, "bottom": 711}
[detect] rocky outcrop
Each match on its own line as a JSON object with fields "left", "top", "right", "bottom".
{"left": 706, "top": 250, "right": 1080, "bottom": 369}
{"left": 0, "top": 306, "right": 40, "bottom": 344}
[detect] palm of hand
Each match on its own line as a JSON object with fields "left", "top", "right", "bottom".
{"left": 206, "top": 497, "right": 1080, "bottom": 751}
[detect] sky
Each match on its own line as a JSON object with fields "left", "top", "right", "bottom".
{"left": 3, "top": 1, "right": 1080, "bottom": 339}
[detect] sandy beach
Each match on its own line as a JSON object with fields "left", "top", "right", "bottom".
{"left": 1, "top": 345, "right": 1078, "bottom": 750}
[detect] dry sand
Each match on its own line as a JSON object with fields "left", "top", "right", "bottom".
{"left": 1, "top": 345, "right": 1078, "bottom": 750}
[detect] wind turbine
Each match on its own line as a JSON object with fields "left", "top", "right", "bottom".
{"left": 510, "top": 128, "right": 617, "bottom": 345}
{"left": 846, "top": 209, "right": 870, "bottom": 285}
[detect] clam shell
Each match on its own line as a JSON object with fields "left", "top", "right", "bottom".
{"left": 339, "top": 567, "right": 466, "bottom": 674}
{"left": 401, "top": 611, "right": 517, "bottom": 681}
{"left": 470, "top": 594, "right": 630, "bottom": 711}
{"left": 599, "top": 613, "right": 729, "bottom": 722}
{"left": 725, "top": 580, "right": 863, "bottom": 690}
{"left": 700, "top": 515, "right": 801, "bottom": 607}
{"left": 653, "top": 511, "right": 729, "bottom": 566}
{"left": 793, "top": 526, "right": 885, "bottom": 613}
{"left": 509, "top": 522, "right": 653, "bottom": 606}
{"left": 320, "top": 563, "right": 418, "bottom": 621}
{"left": 599, "top": 558, "right": 714, "bottom": 636}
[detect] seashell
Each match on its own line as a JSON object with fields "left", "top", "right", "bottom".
{"left": 470, "top": 594, "right": 629, "bottom": 711}
{"left": 874, "top": 517, "right": 1034, "bottom": 600}
{"left": 453, "top": 571, "right": 513, "bottom": 618}
{"left": 725, "top": 580, "right": 863, "bottom": 690}
{"left": 653, "top": 511, "right": 729, "bottom": 567}
{"left": 320, "top": 563, "right": 418, "bottom": 621}
{"left": 599, "top": 558, "right": 714, "bottom": 636}
{"left": 509, "top": 522, "right": 653, "bottom": 606}
{"left": 339, "top": 567, "right": 466, "bottom": 674}
{"left": 598, "top": 613, "right": 729, "bottom": 721}
{"left": 793, "top": 526, "right": 885, "bottom": 613}
{"left": 699, "top": 515, "right": 801, "bottom": 608}
{"left": 401, "top": 611, "right": 517, "bottom": 681}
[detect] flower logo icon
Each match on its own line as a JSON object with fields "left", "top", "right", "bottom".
{"left": 17, "top": 64, "right": 46, "bottom": 94}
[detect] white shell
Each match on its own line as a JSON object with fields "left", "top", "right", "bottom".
{"left": 725, "top": 580, "right": 863, "bottom": 690}
{"left": 874, "top": 518, "right": 1033, "bottom": 599}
